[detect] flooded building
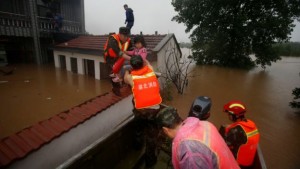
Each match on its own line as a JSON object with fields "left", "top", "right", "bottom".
{"left": 0, "top": 31, "right": 182, "bottom": 168}
{"left": 53, "top": 33, "right": 181, "bottom": 80}
{"left": 0, "top": 0, "right": 85, "bottom": 65}
{"left": 0, "top": 1, "right": 184, "bottom": 168}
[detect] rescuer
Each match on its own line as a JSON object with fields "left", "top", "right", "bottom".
{"left": 124, "top": 55, "right": 162, "bottom": 168}
{"left": 104, "top": 27, "right": 132, "bottom": 96}
{"left": 220, "top": 100, "right": 260, "bottom": 167}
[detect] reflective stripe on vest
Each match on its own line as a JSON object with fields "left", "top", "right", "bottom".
{"left": 104, "top": 34, "right": 130, "bottom": 61}
{"left": 172, "top": 118, "right": 239, "bottom": 169}
{"left": 246, "top": 129, "right": 259, "bottom": 137}
{"left": 226, "top": 120, "right": 260, "bottom": 166}
{"left": 131, "top": 66, "right": 162, "bottom": 109}
{"left": 203, "top": 121, "right": 211, "bottom": 147}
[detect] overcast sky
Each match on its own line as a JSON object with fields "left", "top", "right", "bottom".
{"left": 85, "top": 0, "right": 300, "bottom": 43}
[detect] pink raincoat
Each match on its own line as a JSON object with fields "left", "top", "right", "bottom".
{"left": 172, "top": 117, "right": 240, "bottom": 169}
{"left": 126, "top": 47, "right": 147, "bottom": 60}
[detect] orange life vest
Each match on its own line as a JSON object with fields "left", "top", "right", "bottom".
{"left": 103, "top": 34, "right": 130, "bottom": 61}
{"left": 131, "top": 65, "right": 162, "bottom": 109}
{"left": 225, "top": 120, "right": 260, "bottom": 166}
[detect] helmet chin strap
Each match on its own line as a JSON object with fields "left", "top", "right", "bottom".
{"left": 229, "top": 113, "right": 237, "bottom": 122}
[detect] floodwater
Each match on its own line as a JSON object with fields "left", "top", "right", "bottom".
{"left": 165, "top": 49, "right": 300, "bottom": 169}
{"left": 1, "top": 52, "right": 300, "bottom": 169}
{"left": 0, "top": 64, "right": 111, "bottom": 139}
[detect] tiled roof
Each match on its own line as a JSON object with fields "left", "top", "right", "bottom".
{"left": 0, "top": 87, "right": 131, "bottom": 168}
{"left": 55, "top": 34, "right": 167, "bottom": 54}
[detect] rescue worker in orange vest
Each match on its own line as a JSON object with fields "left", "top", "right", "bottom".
{"left": 156, "top": 107, "right": 240, "bottom": 169}
{"left": 219, "top": 100, "right": 260, "bottom": 168}
{"left": 124, "top": 55, "right": 162, "bottom": 168}
{"left": 104, "top": 27, "right": 132, "bottom": 96}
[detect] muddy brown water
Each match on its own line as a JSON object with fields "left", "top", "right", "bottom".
{"left": 0, "top": 55, "right": 300, "bottom": 169}
{"left": 165, "top": 54, "right": 300, "bottom": 169}
{"left": 0, "top": 64, "right": 111, "bottom": 139}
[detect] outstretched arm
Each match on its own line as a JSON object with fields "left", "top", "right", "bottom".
{"left": 121, "top": 52, "right": 131, "bottom": 60}
{"left": 124, "top": 70, "right": 133, "bottom": 86}
{"left": 108, "top": 37, "right": 131, "bottom": 60}
{"left": 125, "top": 50, "right": 134, "bottom": 56}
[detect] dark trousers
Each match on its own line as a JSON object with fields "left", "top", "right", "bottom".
{"left": 106, "top": 57, "right": 122, "bottom": 95}
{"left": 126, "top": 22, "right": 134, "bottom": 32}
{"left": 133, "top": 107, "right": 161, "bottom": 167}
{"left": 105, "top": 57, "right": 118, "bottom": 73}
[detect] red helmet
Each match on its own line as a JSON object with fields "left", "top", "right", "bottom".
{"left": 223, "top": 100, "right": 246, "bottom": 118}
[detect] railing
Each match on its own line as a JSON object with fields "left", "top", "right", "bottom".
{"left": 38, "top": 16, "right": 82, "bottom": 34}
{"left": 38, "top": 16, "right": 54, "bottom": 30}
{"left": 0, "top": 11, "right": 31, "bottom": 28}
{"left": 0, "top": 11, "right": 82, "bottom": 35}
{"left": 61, "top": 19, "right": 81, "bottom": 33}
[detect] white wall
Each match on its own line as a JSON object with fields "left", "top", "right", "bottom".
{"left": 53, "top": 50, "right": 104, "bottom": 80}
{"left": 156, "top": 37, "right": 181, "bottom": 89}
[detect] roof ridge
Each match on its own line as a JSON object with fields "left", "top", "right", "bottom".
{"left": 0, "top": 87, "right": 131, "bottom": 167}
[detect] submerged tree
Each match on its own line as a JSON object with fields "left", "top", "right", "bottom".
{"left": 290, "top": 87, "right": 300, "bottom": 109}
{"left": 290, "top": 73, "right": 300, "bottom": 109}
{"left": 158, "top": 42, "right": 194, "bottom": 94}
{"left": 172, "top": 0, "right": 300, "bottom": 69}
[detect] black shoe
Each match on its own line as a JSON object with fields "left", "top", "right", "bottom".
{"left": 133, "top": 131, "right": 145, "bottom": 150}
{"left": 145, "top": 155, "right": 157, "bottom": 169}
{"left": 112, "top": 87, "right": 121, "bottom": 96}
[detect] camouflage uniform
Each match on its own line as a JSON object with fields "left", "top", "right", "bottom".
{"left": 132, "top": 106, "right": 161, "bottom": 168}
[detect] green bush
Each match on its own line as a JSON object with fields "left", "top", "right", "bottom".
{"left": 161, "top": 80, "right": 173, "bottom": 102}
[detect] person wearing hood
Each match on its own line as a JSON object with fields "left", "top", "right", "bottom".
{"left": 156, "top": 107, "right": 240, "bottom": 169}
{"left": 220, "top": 100, "right": 260, "bottom": 168}
{"left": 124, "top": 4, "right": 134, "bottom": 32}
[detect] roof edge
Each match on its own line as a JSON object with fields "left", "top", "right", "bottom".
{"left": 152, "top": 34, "right": 182, "bottom": 57}
{"left": 54, "top": 47, "right": 103, "bottom": 56}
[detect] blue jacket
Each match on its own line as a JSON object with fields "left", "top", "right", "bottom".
{"left": 125, "top": 8, "right": 134, "bottom": 22}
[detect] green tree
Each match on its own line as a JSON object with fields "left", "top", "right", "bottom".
{"left": 172, "top": 0, "right": 300, "bottom": 69}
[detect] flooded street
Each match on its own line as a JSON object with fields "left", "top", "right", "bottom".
{"left": 1, "top": 53, "right": 300, "bottom": 169}
{"left": 0, "top": 64, "right": 111, "bottom": 139}
{"left": 165, "top": 51, "right": 300, "bottom": 169}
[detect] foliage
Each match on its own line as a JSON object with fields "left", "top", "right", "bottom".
{"left": 179, "top": 42, "right": 192, "bottom": 48}
{"left": 159, "top": 43, "right": 194, "bottom": 94}
{"left": 172, "top": 0, "right": 300, "bottom": 69}
{"left": 161, "top": 80, "right": 173, "bottom": 101}
{"left": 290, "top": 72, "right": 300, "bottom": 109}
{"left": 290, "top": 88, "right": 300, "bottom": 109}
{"left": 273, "top": 42, "right": 300, "bottom": 56}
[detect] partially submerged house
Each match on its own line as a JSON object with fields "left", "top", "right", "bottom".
{"left": 53, "top": 33, "right": 182, "bottom": 80}
{"left": 0, "top": 33, "right": 182, "bottom": 168}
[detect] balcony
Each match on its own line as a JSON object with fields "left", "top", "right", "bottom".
{"left": 38, "top": 16, "right": 82, "bottom": 34}
{"left": 0, "top": 11, "right": 83, "bottom": 37}
{"left": 0, "top": 11, "right": 31, "bottom": 37}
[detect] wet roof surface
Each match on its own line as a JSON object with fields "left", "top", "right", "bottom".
{"left": 55, "top": 34, "right": 167, "bottom": 54}
{"left": 0, "top": 87, "right": 131, "bottom": 167}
